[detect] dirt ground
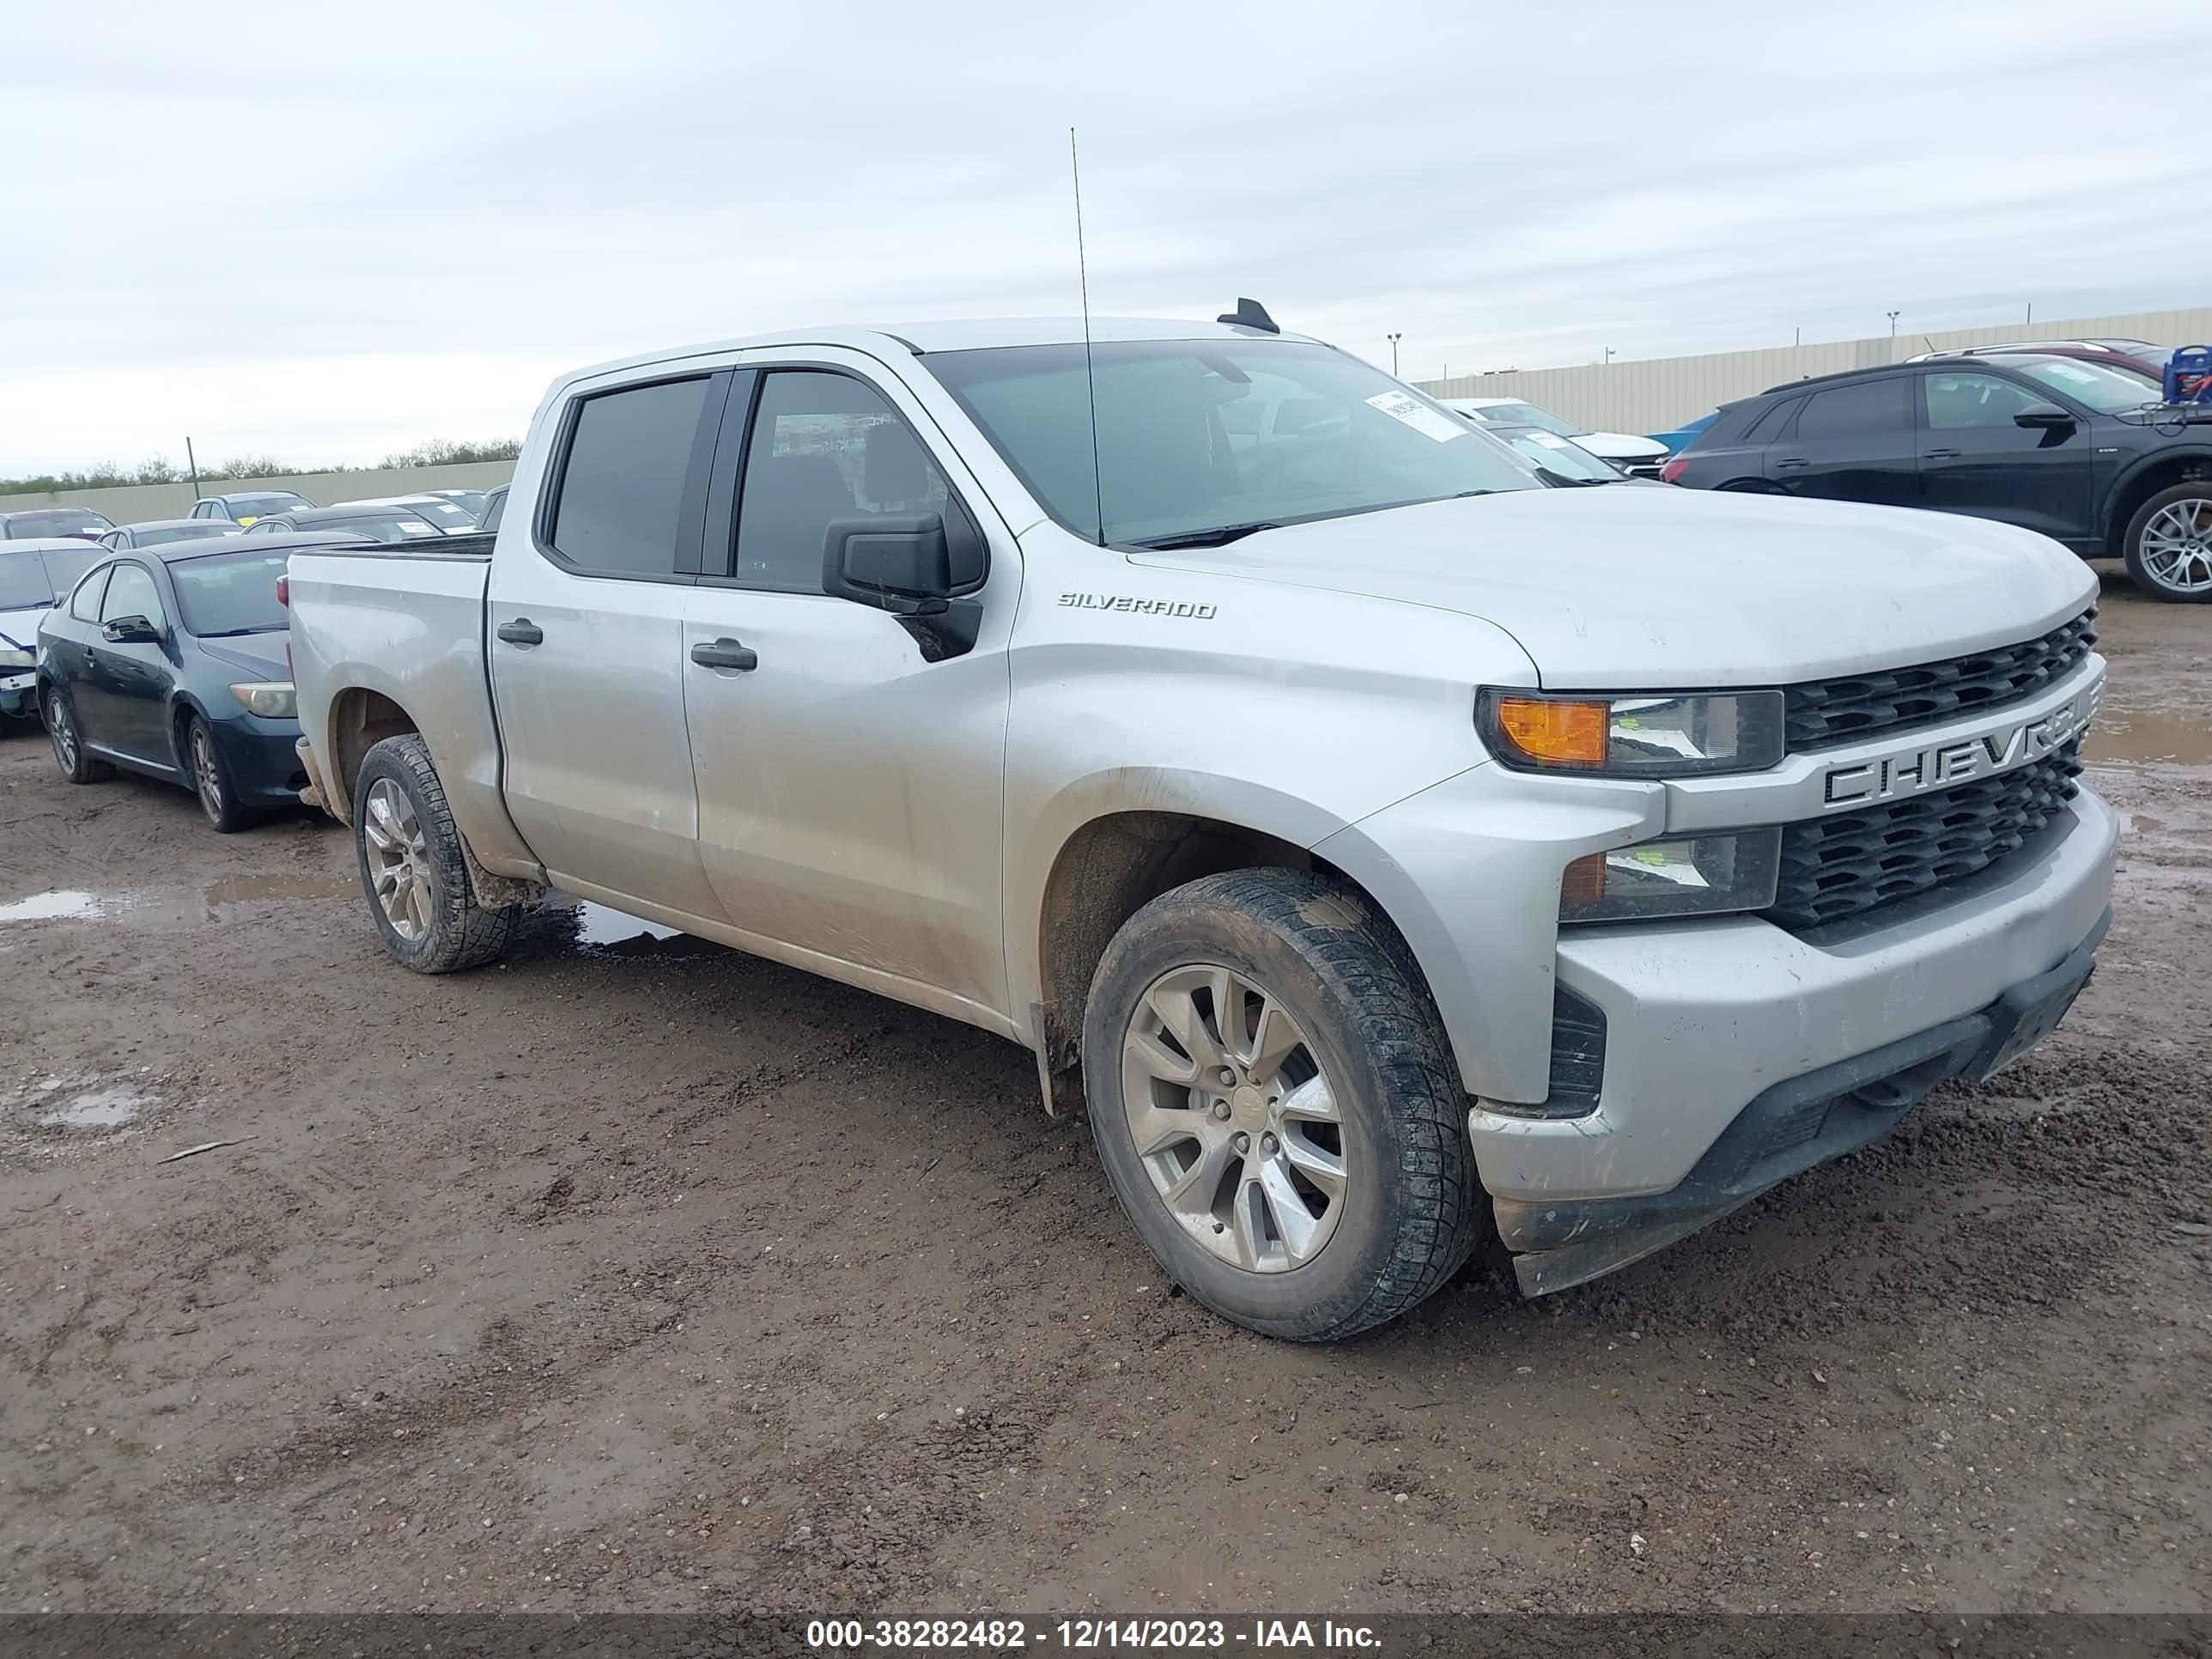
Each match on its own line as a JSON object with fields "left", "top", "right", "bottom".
{"left": 2, "top": 569, "right": 2206, "bottom": 1619}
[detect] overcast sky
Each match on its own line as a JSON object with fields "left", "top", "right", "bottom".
{"left": 5, "top": 0, "right": 2210, "bottom": 474}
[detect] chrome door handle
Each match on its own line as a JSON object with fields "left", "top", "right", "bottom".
{"left": 690, "top": 637, "right": 758, "bottom": 672}
{"left": 496, "top": 618, "right": 544, "bottom": 646}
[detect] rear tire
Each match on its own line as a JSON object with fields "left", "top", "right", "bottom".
{"left": 352, "top": 733, "right": 521, "bottom": 973}
{"left": 2122, "top": 483, "right": 2212, "bottom": 602}
{"left": 1082, "top": 867, "right": 1484, "bottom": 1342}
{"left": 44, "top": 688, "right": 112, "bottom": 784}
{"left": 186, "top": 712, "right": 264, "bottom": 833}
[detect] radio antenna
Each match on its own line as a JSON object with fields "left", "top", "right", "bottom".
{"left": 1070, "top": 126, "right": 1105, "bottom": 546}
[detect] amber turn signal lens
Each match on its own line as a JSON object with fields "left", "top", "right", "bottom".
{"left": 1495, "top": 696, "right": 1609, "bottom": 767}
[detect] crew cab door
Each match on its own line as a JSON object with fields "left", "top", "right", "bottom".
{"left": 485, "top": 370, "right": 731, "bottom": 921}
{"left": 1767, "top": 375, "right": 1918, "bottom": 507}
{"left": 680, "top": 356, "right": 1014, "bottom": 1016}
{"left": 1914, "top": 368, "right": 2098, "bottom": 547}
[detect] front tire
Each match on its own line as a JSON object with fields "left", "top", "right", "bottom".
{"left": 1082, "top": 867, "right": 1483, "bottom": 1341}
{"left": 186, "top": 712, "right": 264, "bottom": 832}
{"left": 45, "top": 688, "right": 112, "bottom": 784}
{"left": 352, "top": 733, "right": 521, "bottom": 973}
{"left": 2123, "top": 483, "right": 2212, "bottom": 602}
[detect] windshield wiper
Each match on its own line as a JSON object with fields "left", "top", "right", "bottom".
{"left": 197, "top": 626, "right": 279, "bottom": 637}
{"left": 1532, "top": 468, "right": 1616, "bottom": 488}
{"left": 1133, "top": 521, "right": 1282, "bottom": 550}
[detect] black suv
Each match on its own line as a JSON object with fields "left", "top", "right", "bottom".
{"left": 1665, "top": 353, "right": 2212, "bottom": 601}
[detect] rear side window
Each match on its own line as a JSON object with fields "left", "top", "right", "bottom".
{"left": 550, "top": 375, "right": 716, "bottom": 576}
{"left": 1796, "top": 379, "right": 1910, "bottom": 439}
{"left": 1746, "top": 398, "right": 1801, "bottom": 441}
{"left": 730, "top": 371, "right": 963, "bottom": 592}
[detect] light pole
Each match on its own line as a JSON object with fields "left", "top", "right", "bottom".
{"left": 1387, "top": 332, "right": 1402, "bottom": 377}
{"left": 1887, "top": 310, "right": 1901, "bottom": 340}
{"left": 1603, "top": 347, "right": 1616, "bottom": 366}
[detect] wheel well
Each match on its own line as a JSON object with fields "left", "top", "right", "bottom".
{"left": 2107, "top": 455, "right": 2212, "bottom": 555}
{"left": 1716, "top": 477, "right": 1779, "bottom": 494}
{"left": 1032, "top": 811, "right": 1362, "bottom": 1109}
{"left": 330, "top": 688, "right": 419, "bottom": 809}
{"left": 168, "top": 700, "right": 202, "bottom": 766}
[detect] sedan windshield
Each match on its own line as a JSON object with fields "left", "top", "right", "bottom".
{"left": 4, "top": 508, "right": 111, "bottom": 539}
{"left": 402, "top": 498, "right": 476, "bottom": 527}
{"left": 924, "top": 339, "right": 1539, "bottom": 546}
{"left": 228, "top": 494, "right": 308, "bottom": 515}
{"left": 135, "top": 524, "right": 236, "bottom": 548}
{"left": 1492, "top": 427, "right": 1621, "bottom": 483}
{"left": 294, "top": 513, "right": 445, "bottom": 542}
{"left": 0, "top": 551, "right": 58, "bottom": 609}
{"left": 168, "top": 549, "right": 293, "bottom": 635}
{"left": 1472, "top": 401, "right": 1583, "bottom": 438}
{"left": 2020, "top": 358, "right": 2160, "bottom": 414}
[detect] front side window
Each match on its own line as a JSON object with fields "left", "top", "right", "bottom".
{"left": 731, "top": 371, "right": 956, "bottom": 592}
{"left": 69, "top": 564, "right": 112, "bottom": 620}
{"left": 169, "top": 550, "right": 291, "bottom": 635}
{"left": 927, "top": 339, "right": 1538, "bottom": 547}
{"left": 1923, "top": 373, "right": 2044, "bottom": 430}
{"left": 1796, "top": 379, "right": 1910, "bottom": 439}
{"left": 550, "top": 375, "right": 715, "bottom": 575}
{"left": 99, "top": 562, "right": 166, "bottom": 629}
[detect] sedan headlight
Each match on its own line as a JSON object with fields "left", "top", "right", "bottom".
{"left": 1559, "top": 829, "right": 1782, "bottom": 925}
{"left": 0, "top": 646, "right": 33, "bottom": 670}
{"left": 231, "top": 681, "right": 296, "bottom": 719}
{"left": 1479, "top": 688, "right": 1785, "bottom": 777}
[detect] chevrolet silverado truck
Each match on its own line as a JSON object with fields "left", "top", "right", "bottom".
{"left": 285, "top": 313, "right": 2117, "bottom": 1341}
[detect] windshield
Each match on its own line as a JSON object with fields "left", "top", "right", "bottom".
{"left": 298, "top": 513, "right": 445, "bottom": 542}
{"left": 137, "top": 524, "right": 234, "bottom": 548}
{"left": 924, "top": 339, "right": 1539, "bottom": 546}
{"left": 228, "top": 494, "right": 307, "bottom": 515}
{"left": 168, "top": 549, "right": 292, "bottom": 635}
{"left": 1494, "top": 428, "right": 1620, "bottom": 483}
{"left": 403, "top": 498, "right": 476, "bottom": 527}
{"left": 1472, "top": 401, "right": 1583, "bottom": 438}
{"left": 2020, "top": 358, "right": 2160, "bottom": 414}
{"left": 0, "top": 551, "right": 58, "bottom": 609}
{"left": 4, "top": 509, "right": 111, "bottom": 539}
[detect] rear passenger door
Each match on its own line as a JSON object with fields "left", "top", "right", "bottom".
{"left": 1768, "top": 376, "right": 1918, "bottom": 507}
{"left": 486, "top": 370, "right": 732, "bottom": 921}
{"left": 681, "top": 356, "right": 1015, "bottom": 1016}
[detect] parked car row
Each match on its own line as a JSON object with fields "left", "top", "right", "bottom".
{"left": 2, "top": 483, "right": 496, "bottom": 547}
{"left": 1661, "top": 350, "right": 2212, "bottom": 600}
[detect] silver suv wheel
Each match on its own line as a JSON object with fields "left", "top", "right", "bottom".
{"left": 2137, "top": 495, "right": 2212, "bottom": 595}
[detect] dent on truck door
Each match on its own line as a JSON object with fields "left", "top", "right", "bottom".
{"left": 485, "top": 371, "right": 730, "bottom": 920}
{"left": 682, "top": 365, "right": 1012, "bottom": 1012}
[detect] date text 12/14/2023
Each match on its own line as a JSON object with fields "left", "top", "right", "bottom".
{"left": 805, "top": 1618, "right": 1383, "bottom": 1650}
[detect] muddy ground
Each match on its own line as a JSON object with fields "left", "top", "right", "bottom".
{"left": 1, "top": 571, "right": 2206, "bottom": 1618}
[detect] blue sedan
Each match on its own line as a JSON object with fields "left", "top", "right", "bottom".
{"left": 33, "top": 532, "right": 351, "bottom": 830}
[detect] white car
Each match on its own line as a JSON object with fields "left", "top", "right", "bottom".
{"left": 1439, "top": 397, "right": 1669, "bottom": 476}
{"left": 0, "top": 540, "right": 103, "bottom": 723}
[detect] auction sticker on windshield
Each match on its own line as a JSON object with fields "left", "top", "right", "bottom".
{"left": 1364, "top": 390, "right": 1469, "bottom": 442}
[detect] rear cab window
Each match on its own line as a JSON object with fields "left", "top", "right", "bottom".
{"left": 546, "top": 374, "right": 720, "bottom": 578}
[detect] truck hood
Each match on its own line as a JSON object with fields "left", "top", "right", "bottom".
{"left": 1131, "top": 486, "right": 2098, "bottom": 688}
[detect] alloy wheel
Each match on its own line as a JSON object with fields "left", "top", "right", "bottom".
{"left": 1119, "top": 962, "right": 1347, "bottom": 1273}
{"left": 362, "top": 778, "right": 434, "bottom": 942}
{"left": 191, "top": 725, "right": 224, "bottom": 821}
{"left": 46, "top": 696, "right": 77, "bottom": 773}
{"left": 2139, "top": 496, "right": 2212, "bottom": 594}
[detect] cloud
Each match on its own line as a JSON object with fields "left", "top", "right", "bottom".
{"left": 4, "top": 0, "right": 2209, "bottom": 470}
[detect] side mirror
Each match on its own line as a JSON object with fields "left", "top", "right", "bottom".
{"left": 101, "top": 615, "right": 162, "bottom": 645}
{"left": 823, "top": 514, "right": 951, "bottom": 615}
{"left": 2014, "top": 401, "right": 2075, "bottom": 430}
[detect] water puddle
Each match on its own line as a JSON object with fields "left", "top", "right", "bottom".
{"left": 0, "top": 890, "right": 106, "bottom": 923}
{"left": 204, "top": 872, "right": 356, "bottom": 908}
{"left": 38, "top": 1084, "right": 151, "bottom": 1129}
{"left": 2086, "top": 706, "right": 2212, "bottom": 767}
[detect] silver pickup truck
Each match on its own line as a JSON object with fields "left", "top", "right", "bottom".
{"left": 286, "top": 313, "right": 2117, "bottom": 1340}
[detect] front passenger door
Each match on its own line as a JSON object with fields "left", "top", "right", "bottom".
{"left": 1915, "top": 370, "right": 2096, "bottom": 544}
{"left": 682, "top": 362, "right": 1013, "bottom": 1016}
{"left": 1768, "top": 376, "right": 1918, "bottom": 507}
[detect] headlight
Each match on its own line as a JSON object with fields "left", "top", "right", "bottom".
{"left": 0, "top": 647, "right": 33, "bottom": 670}
{"left": 1559, "top": 828, "right": 1782, "bottom": 925}
{"left": 1479, "top": 688, "right": 1785, "bottom": 777}
{"left": 231, "top": 681, "right": 296, "bottom": 719}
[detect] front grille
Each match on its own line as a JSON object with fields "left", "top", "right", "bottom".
{"left": 1784, "top": 610, "right": 2095, "bottom": 751}
{"left": 1765, "top": 742, "right": 2083, "bottom": 930}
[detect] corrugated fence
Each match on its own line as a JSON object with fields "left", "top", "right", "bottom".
{"left": 1416, "top": 307, "right": 2212, "bottom": 435}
